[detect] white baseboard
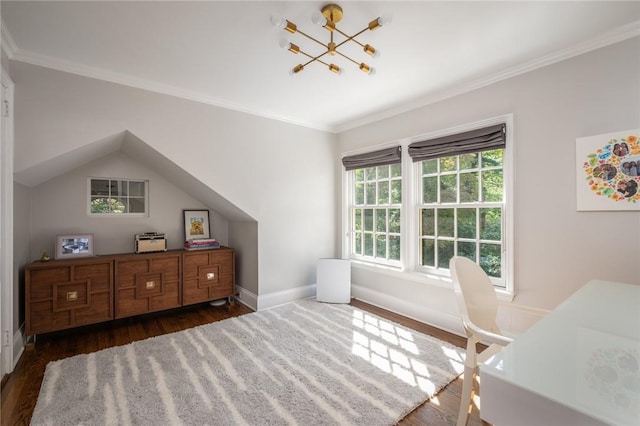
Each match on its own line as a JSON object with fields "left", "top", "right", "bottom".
{"left": 257, "top": 284, "right": 317, "bottom": 311}
{"left": 235, "top": 285, "right": 258, "bottom": 311}
{"left": 239, "top": 283, "right": 463, "bottom": 337}
{"left": 351, "top": 284, "right": 465, "bottom": 338}
{"left": 236, "top": 283, "right": 544, "bottom": 339}
{"left": 11, "top": 324, "right": 25, "bottom": 371}
{"left": 234, "top": 284, "right": 318, "bottom": 311}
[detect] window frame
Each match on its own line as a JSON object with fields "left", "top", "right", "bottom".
{"left": 348, "top": 163, "right": 403, "bottom": 267}
{"left": 87, "top": 177, "right": 149, "bottom": 217}
{"left": 342, "top": 114, "right": 514, "bottom": 294}
{"left": 415, "top": 149, "right": 507, "bottom": 287}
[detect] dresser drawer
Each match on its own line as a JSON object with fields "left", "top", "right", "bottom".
{"left": 25, "top": 259, "right": 113, "bottom": 335}
{"left": 182, "top": 248, "right": 234, "bottom": 305}
{"left": 114, "top": 252, "right": 181, "bottom": 319}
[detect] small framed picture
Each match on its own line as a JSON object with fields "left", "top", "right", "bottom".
{"left": 183, "top": 209, "right": 210, "bottom": 240}
{"left": 56, "top": 234, "right": 95, "bottom": 259}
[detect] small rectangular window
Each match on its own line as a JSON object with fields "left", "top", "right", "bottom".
{"left": 88, "top": 178, "right": 148, "bottom": 216}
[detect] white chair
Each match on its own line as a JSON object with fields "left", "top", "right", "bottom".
{"left": 449, "top": 256, "right": 513, "bottom": 426}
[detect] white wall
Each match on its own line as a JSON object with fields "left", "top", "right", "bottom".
{"left": 338, "top": 38, "right": 640, "bottom": 333}
{"left": 12, "top": 61, "right": 337, "bottom": 309}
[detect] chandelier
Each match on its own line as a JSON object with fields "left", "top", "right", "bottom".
{"left": 271, "top": 3, "right": 390, "bottom": 76}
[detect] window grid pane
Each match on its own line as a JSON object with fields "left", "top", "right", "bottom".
{"left": 440, "top": 175, "right": 457, "bottom": 203}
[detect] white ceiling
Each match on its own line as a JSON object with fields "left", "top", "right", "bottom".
{"left": 2, "top": 1, "right": 639, "bottom": 132}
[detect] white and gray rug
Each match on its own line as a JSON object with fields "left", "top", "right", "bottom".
{"left": 32, "top": 299, "right": 465, "bottom": 425}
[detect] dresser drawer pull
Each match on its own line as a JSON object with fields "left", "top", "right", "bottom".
{"left": 146, "top": 281, "right": 155, "bottom": 289}
{"left": 206, "top": 272, "right": 215, "bottom": 280}
{"left": 67, "top": 291, "right": 78, "bottom": 301}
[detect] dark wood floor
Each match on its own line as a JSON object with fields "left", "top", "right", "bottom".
{"left": 1, "top": 299, "right": 486, "bottom": 426}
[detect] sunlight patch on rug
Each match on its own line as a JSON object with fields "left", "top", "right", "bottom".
{"left": 32, "top": 300, "right": 465, "bottom": 425}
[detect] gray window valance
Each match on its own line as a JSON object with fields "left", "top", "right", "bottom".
{"left": 342, "top": 146, "right": 401, "bottom": 171}
{"left": 408, "top": 123, "right": 506, "bottom": 162}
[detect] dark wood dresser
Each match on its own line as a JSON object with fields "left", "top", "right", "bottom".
{"left": 25, "top": 247, "right": 235, "bottom": 336}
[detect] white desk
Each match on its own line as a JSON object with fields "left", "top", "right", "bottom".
{"left": 480, "top": 280, "right": 640, "bottom": 426}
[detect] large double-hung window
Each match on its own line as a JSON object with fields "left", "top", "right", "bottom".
{"left": 343, "top": 118, "right": 512, "bottom": 291}
{"left": 409, "top": 123, "right": 507, "bottom": 287}
{"left": 343, "top": 146, "right": 402, "bottom": 266}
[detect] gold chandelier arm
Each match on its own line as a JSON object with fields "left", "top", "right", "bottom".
{"left": 334, "top": 50, "right": 360, "bottom": 66}
{"left": 333, "top": 26, "right": 369, "bottom": 49}
{"left": 298, "top": 49, "right": 332, "bottom": 68}
{"left": 304, "top": 57, "right": 332, "bottom": 68}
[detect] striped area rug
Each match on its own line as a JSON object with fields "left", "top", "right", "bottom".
{"left": 32, "top": 299, "right": 465, "bottom": 425}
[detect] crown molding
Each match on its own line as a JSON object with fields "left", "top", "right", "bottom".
{"left": 1, "top": 18, "right": 18, "bottom": 59}
{"left": 335, "top": 20, "right": 640, "bottom": 133}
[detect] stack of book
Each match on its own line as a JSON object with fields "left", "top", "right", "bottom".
{"left": 184, "top": 238, "right": 220, "bottom": 250}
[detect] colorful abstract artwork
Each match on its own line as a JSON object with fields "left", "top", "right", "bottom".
{"left": 576, "top": 129, "right": 640, "bottom": 211}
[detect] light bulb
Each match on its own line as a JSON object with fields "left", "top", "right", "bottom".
{"left": 369, "top": 13, "right": 392, "bottom": 31}
{"left": 311, "top": 11, "right": 327, "bottom": 26}
{"left": 271, "top": 16, "right": 297, "bottom": 33}
{"left": 379, "top": 13, "right": 392, "bottom": 26}
{"left": 279, "top": 39, "right": 290, "bottom": 49}
{"left": 270, "top": 16, "right": 286, "bottom": 29}
{"left": 368, "top": 67, "right": 376, "bottom": 76}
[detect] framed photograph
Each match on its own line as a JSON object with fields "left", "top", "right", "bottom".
{"left": 576, "top": 129, "right": 639, "bottom": 211}
{"left": 183, "top": 209, "right": 210, "bottom": 240}
{"left": 55, "top": 234, "right": 95, "bottom": 259}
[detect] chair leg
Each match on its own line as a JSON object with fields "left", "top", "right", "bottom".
{"left": 457, "top": 336, "right": 478, "bottom": 426}
{"left": 456, "top": 364, "right": 475, "bottom": 426}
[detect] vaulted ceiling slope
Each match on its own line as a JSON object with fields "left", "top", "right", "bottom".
{"left": 2, "top": 1, "right": 639, "bottom": 132}
{"left": 13, "top": 130, "right": 255, "bottom": 222}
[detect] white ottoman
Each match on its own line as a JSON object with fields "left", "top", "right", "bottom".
{"left": 316, "top": 258, "right": 351, "bottom": 303}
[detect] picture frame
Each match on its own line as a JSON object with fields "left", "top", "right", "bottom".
{"left": 55, "top": 234, "right": 95, "bottom": 259}
{"left": 183, "top": 209, "right": 211, "bottom": 241}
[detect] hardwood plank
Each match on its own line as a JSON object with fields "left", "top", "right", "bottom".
{"left": 1, "top": 299, "right": 487, "bottom": 425}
